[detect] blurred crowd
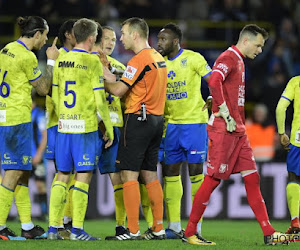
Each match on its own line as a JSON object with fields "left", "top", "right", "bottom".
{"left": 1, "top": 0, "right": 299, "bottom": 162}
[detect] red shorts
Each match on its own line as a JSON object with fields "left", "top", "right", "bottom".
{"left": 207, "top": 131, "right": 256, "bottom": 180}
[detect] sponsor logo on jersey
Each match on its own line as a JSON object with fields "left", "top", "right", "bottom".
{"left": 167, "top": 92, "right": 187, "bottom": 100}
{"left": 205, "top": 64, "right": 212, "bottom": 71}
{"left": 167, "top": 70, "right": 176, "bottom": 80}
{"left": 1, "top": 48, "right": 15, "bottom": 58}
{"left": 216, "top": 63, "right": 228, "bottom": 73}
{"left": 123, "top": 65, "right": 137, "bottom": 80}
{"left": 59, "top": 61, "right": 75, "bottom": 68}
{"left": 58, "top": 119, "right": 85, "bottom": 133}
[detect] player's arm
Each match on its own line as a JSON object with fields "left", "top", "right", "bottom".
{"left": 103, "top": 66, "right": 129, "bottom": 97}
{"left": 93, "top": 64, "right": 114, "bottom": 143}
{"left": 276, "top": 96, "right": 292, "bottom": 151}
{"left": 31, "top": 37, "right": 59, "bottom": 96}
{"left": 33, "top": 127, "right": 47, "bottom": 165}
{"left": 209, "top": 58, "right": 236, "bottom": 132}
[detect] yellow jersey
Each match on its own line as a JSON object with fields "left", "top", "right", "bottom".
{"left": 52, "top": 48, "right": 113, "bottom": 140}
{"left": 164, "top": 49, "right": 212, "bottom": 124}
{"left": 0, "top": 40, "right": 42, "bottom": 126}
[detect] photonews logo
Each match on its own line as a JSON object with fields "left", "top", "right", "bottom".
{"left": 168, "top": 71, "right": 176, "bottom": 80}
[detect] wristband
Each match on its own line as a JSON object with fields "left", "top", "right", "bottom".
{"left": 47, "top": 59, "right": 55, "bottom": 66}
{"left": 207, "top": 95, "right": 212, "bottom": 100}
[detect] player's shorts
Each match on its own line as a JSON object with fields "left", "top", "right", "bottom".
{"left": 207, "top": 131, "right": 256, "bottom": 180}
{"left": 45, "top": 125, "right": 58, "bottom": 160}
{"left": 55, "top": 131, "right": 99, "bottom": 172}
{"left": 117, "top": 114, "right": 163, "bottom": 172}
{"left": 287, "top": 144, "right": 300, "bottom": 176}
{"left": 164, "top": 123, "right": 208, "bottom": 165}
{"left": 98, "top": 127, "right": 121, "bottom": 174}
{"left": 158, "top": 137, "right": 165, "bottom": 163}
{"left": 0, "top": 122, "right": 32, "bottom": 170}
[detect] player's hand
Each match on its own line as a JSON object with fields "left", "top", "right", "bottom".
{"left": 46, "top": 37, "right": 59, "bottom": 60}
{"left": 104, "top": 139, "right": 113, "bottom": 149}
{"left": 215, "top": 102, "right": 236, "bottom": 132}
{"left": 103, "top": 66, "right": 117, "bottom": 84}
{"left": 97, "top": 48, "right": 111, "bottom": 68}
{"left": 279, "top": 133, "right": 290, "bottom": 151}
{"left": 202, "top": 96, "right": 212, "bottom": 111}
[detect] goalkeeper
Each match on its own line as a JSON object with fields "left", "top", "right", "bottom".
{"left": 184, "top": 24, "right": 290, "bottom": 246}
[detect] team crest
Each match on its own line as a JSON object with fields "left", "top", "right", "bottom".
{"left": 181, "top": 58, "right": 187, "bottom": 68}
{"left": 22, "top": 156, "right": 29, "bottom": 165}
{"left": 219, "top": 163, "right": 228, "bottom": 173}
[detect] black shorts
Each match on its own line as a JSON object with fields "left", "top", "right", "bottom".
{"left": 116, "top": 114, "right": 163, "bottom": 172}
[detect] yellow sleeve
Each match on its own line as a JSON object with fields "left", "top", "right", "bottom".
{"left": 52, "top": 62, "right": 59, "bottom": 117}
{"left": 92, "top": 61, "right": 114, "bottom": 140}
{"left": 276, "top": 97, "right": 291, "bottom": 134}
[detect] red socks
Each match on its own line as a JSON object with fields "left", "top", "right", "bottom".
{"left": 185, "top": 175, "right": 220, "bottom": 237}
{"left": 244, "top": 171, "right": 275, "bottom": 236}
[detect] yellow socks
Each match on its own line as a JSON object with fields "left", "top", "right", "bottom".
{"left": 113, "top": 184, "right": 126, "bottom": 226}
{"left": 164, "top": 176, "right": 183, "bottom": 224}
{"left": 49, "top": 181, "right": 67, "bottom": 227}
{"left": 140, "top": 183, "right": 153, "bottom": 228}
{"left": 286, "top": 182, "right": 300, "bottom": 219}
{"left": 64, "top": 174, "right": 75, "bottom": 219}
{"left": 14, "top": 184, "right": 32, "bottom": 224}
{"left": 72, "top": 181, "right": 89, "bottom": 229}
{"left": 0, "top": 184, "right": 14, "bottom": 225}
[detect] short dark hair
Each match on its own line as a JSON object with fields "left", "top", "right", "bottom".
{"left": 122, "top": 17, "right": 148, "bottom": 39}
{"left": 58, "top": 19, "right": 76, "bottom": 46}
{"left": 73, "top": 18, "right": 97, "bottom": 43}
{"left": 102, "top": 26, "right": 114, "bottom": 32}
{"left": 163, "top": 23, "right": 183, "bottom": 43}
{"left": 17, "top": 16, "right": 48, "bottom": 38}
{"left": 239, "top": 24, "right": 269, "bottom": 40}
{"left": 95, "top": 22, "right": 103, "bottom": 45}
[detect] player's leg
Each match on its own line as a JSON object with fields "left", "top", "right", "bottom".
{"left": 164, "top": 123, "right": 184, "bottom": 237}
{"left": 69, "top": 132, "right": 101, "bottom": 241}
{"left": 185, "top": 123, "right": 208, "bottom": 237}
{"left": 48, "top": 132, "right": 73, "bottom": 240}
{"left": 188, "top": 163, "right": 204, "bottom": 236}
{"left": 139, "top": 181, "right": 153, "bottom": 231}
{"left": 285, "top": 145, "right": 300, "bottom": 234}
{"left": 0, "top": 123, "right": 34, "bottom": 240}
{"left": 141, "top": 115, "right": 165, "bottom": 240}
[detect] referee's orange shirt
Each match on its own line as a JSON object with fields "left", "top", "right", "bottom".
{"left": 120, "top": 48, "right": 167, "bottom": 115}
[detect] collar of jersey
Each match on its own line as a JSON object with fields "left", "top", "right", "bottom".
{"left": 229, "top": 45, "right": 244, "bottom": 59}
{"left": 16, "top": 40, "right": 29, "bottom": 50}
{"left": 168, "top": 48, "right": 183, "bottom": 61}
{"left": 62, "top": 47, "right": 69, "bottom": 52}
{"left": 71, "top": 48, "right": 89, "bottom": 53}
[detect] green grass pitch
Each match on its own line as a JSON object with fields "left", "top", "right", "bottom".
{"left": 0, "top": 219, "right": 299, "bottom": 249}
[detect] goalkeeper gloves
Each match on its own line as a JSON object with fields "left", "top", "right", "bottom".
{"left": 215, "top": 102, "right": 236, "bottom": 132}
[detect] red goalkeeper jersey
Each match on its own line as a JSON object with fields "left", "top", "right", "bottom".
{"left": 207, "top": 45, "right": 246, "bottom": 136}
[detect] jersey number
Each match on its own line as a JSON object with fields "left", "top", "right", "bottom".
{"left": 64, "top": 81, "right": 76, "bottom": 108}
{"left": 0, "top": 70, "right": 10, "bottom": 98}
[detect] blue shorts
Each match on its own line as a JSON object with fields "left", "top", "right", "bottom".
{"left": 287, "top": 144, "right": 300, "bottom": 176}
{"left": 0, "top": 123, "right": 32, "bottom": 170}
{"left": 98, "top": 127, "right": 120, "bottom": 174}
{"left": 45, "top": 125, "right": 58, "bottom": 160}
{"left": 158, "top": 137, "right": 165, "bottom": 163}
{"left": 164, "top": 123, "right": 208, "bottom": 165}
{"left": 55, "top": 132, "right": 99, "bottom": 172}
